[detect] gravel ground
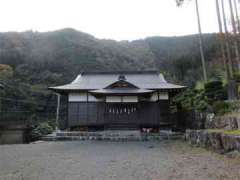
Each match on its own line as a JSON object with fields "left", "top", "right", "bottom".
{"left": 0, "top": 140, "right": 240, "bottom": 180}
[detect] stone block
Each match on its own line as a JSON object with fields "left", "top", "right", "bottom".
{"left": 0, "top": 130, "right": 24, "bottom": 144}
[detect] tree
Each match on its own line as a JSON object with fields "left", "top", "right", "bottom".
{"left": 233, "top": 0, "right": 240, "bottom": 33}
{"left": 195, "top": 0, "right": 208, "bottom": 82}
{"left": 221, "top": 0, "right": 234, "bottom": 79}
{"left": 176, "top": 0, "right": 238, "bottom": 99}
{"left": 215, "top": 0, "right": 231, "bottom": 79}
{"left": 176, "top": 0, "right": 208, "bottom": 82}
{"left": 229, "top": 0, "right": 240, "bottom": 69}
{"left": 0, "top": 64, "right": 13, "bottom": 80}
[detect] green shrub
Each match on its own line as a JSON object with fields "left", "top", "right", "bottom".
{"left": 172, "top": 80, "right": 227, "bottom": 113}
{"left": 172, "top": 88, "right": 208, "bottom": 112}
{"left": 234, "top": 72, "right": 240, "bottom": 82}
{"left": 212, "top": 101, "right": 231, "bottom": 115}
{"left": 204, "top": 80, "right": 226, "bottom": 103}
{"left": 194, "top": 100, "right": 209, "bottom": 111}
{"left": 31, "top": 122, "right": 54, "bottom": 140}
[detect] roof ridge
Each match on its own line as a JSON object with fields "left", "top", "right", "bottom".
{"left": 81, "top": 71, "right": 159, "bottom": 75}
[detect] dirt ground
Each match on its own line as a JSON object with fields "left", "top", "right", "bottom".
{"left": 0, "top": 140, "right": 240, "bottom": 180}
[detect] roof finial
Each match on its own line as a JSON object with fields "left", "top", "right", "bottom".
{"left": 118, "top": 75, "right": 126, "bottom": 81}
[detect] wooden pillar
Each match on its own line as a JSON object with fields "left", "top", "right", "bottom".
{"left": 0, "top": 85, "right": 4, "bottom": 121}
{"left": 55, "top": 93, "right": 61, "bottom": 131}
{"left": 0, "top": 97, "right": 1, "bottom": 121}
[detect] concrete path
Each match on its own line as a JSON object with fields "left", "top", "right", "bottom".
{"left": 0, "top": 140, "right": 239, "bottom": 180}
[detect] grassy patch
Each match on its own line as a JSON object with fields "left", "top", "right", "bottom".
{"left": 207, "top": 129, "right": 240, "bottom": 135}
{"left": 223, "top": 130, "right": 240, "bottom": 135}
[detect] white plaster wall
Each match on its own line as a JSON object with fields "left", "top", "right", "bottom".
{"left": 159, "top": 92, "right": 169, "bottom": 100}
{"left": 149, "top": 92, "right": 169, "bottom": 101}
{"left": 122, "top": 96, "right": 138, "bottom": 102}
{"left": 88, "top": 94, "right": 104, "bottom": 102}
{"left": 68, "top": 92, "right": 168, "bottom": 102}
{"left": 150, "top": 92, "right": 159, "bottom": 102}
{"left": 68, "top": 93, "right": 87, "bottom": 102}
{"left": 106, "top": 96, "right": 121, "bottom": 102}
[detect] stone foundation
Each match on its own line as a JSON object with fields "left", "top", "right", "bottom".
{"left": 42, "top": 130, "right": 184, "bottom": 142}
{"left": 185, "top": 129, "right": 240, "bottom": 153}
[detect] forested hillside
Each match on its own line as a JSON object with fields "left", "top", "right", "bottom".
{"left": 0, "top": 28, "right": 220, "bottom": 84}
{"left": 0, "top": 28, "right": 221, "bottom": 118}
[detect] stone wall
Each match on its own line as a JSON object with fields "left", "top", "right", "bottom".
{"left": 205, "top": 115, "right": 240, "bottom": 130}
{"left": 182, "top": 112, "right": 240, "bottom": 131}
{"left": 0, "top": 130, "right": 24, "bottom": 144}
{"left": 185, "top": 129, "right": 240, "bottom": 153}
{"left": 0, "top": 125, "right": 28, "bottom": 144}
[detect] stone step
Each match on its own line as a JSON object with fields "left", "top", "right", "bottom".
{"left": 41, "top": 130, "right": 184, "bottom": 142}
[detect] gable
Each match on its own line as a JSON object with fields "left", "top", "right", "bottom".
{"left": 105, "top": 80, "right": 139, "bottom": 89}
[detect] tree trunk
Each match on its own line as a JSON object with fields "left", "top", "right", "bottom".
{"left": 233, "top": 0, "right": 240, "bottom": 33}
{"left": 216, "top": 0, "right": 228, "bottom": 78}
{"left": 195, "top": 0, "right": 208, "bottom": 82}
{"left": 221, "top": 0, "right": 234, "bottom": 79}
{"left": 222, "top": 0, "right": 237, "bottom": 99}
{"left": 229, "top": 0, "right": 240, "bottom": 70}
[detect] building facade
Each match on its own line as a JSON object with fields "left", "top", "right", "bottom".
{"left": 49, "top": 71, "right": 185, "bottom": 130}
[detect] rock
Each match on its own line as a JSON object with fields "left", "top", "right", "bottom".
{"left": 229, "top": 117, "right": 238, "bottom": 130}
{"left": 206, "top": 115, "right": 240, "bottom": 130}
{"left": 205, "top": 113, "right": 215, "bottom": 129}
{"left": 185, "top": 129, "right": 240, "bottom": 154}
{"left": 237, "top": 118, "right": 240, "bottom": 130}
{"left": 208, "top": 132, "right": 222, "bottom": 152}
{"left": 233, "top": 136, "right": 240, "bottom": 152}
{"left": 221, "top": 134, "right": 235, "bottom": 153}
{"left": 198, "top": 130, "right": 210, "bottom": 148}
{"left": 225, "top": 150, "right": 240, "bottom": 158}
{"left": 31, "top": 140, "right": 45, "bottom": 144}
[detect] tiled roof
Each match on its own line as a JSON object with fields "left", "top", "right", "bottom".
{"left": 49, "top": 71, "right": 185, "bottom": 91}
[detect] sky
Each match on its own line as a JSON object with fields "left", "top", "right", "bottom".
{"left": 0, "top": 0, "right": 225, "bottom": 40}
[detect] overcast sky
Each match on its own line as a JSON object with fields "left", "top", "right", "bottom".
{"left": 0, "top": 0, "right": 226, "bottom": 40}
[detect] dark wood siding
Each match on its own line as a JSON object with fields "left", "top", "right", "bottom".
{"left": 68, "top": 102, "right": 105, "bottom": 128}
{"left": 105, "top": 103, "right": 139, "bottom": 127}
{"left": 67, "top": 101, "right": 173, "bottom": 129}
